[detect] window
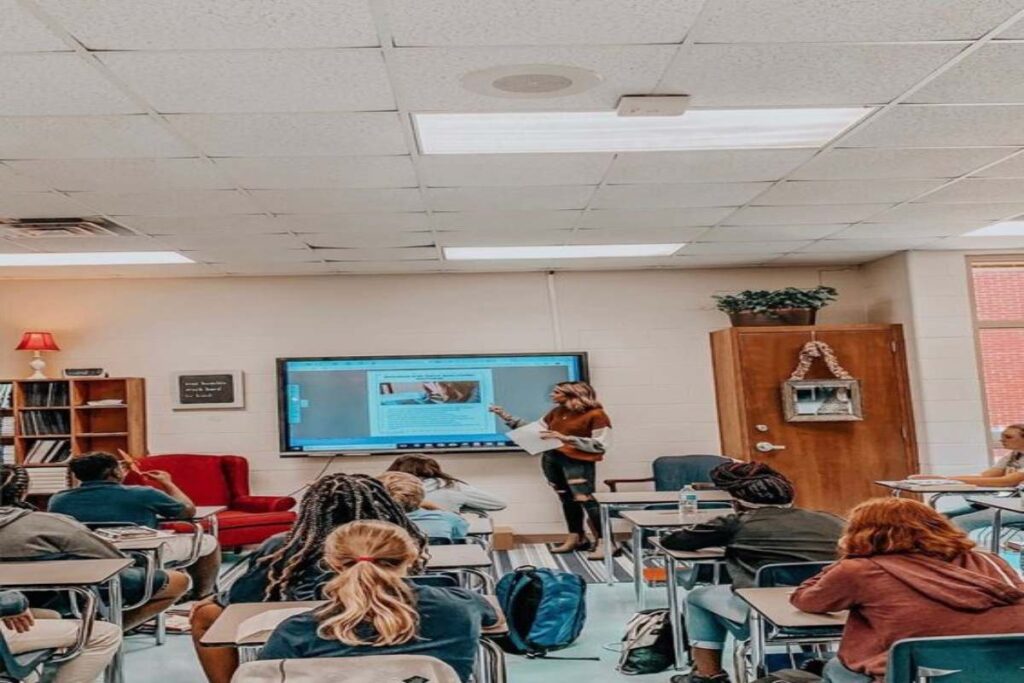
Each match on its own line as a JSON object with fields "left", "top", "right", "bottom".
{"left": 970, "top": 258, "right": 1024, "bottom": 460}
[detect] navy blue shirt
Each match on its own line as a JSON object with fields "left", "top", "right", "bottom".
{"left": 260, "top": 584, "right": 498, "bottom": 683}
{"left": 222, "top": 534, "right": 330, "bottom": 606}
{"left": 49, "top": 480, "right": 186, "bottom": 528}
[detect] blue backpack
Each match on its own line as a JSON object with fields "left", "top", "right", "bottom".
{"left": 494, "top": 566, "right": 592, "bottom": 658}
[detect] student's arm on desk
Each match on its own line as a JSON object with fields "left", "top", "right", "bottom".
{"left": 790, "top": 561, "right": 857, "bottom": 614}
{"left": 947, "top": 471, "right": 1024, "bottom": 487}
{"left": 660, "top": 515, "right": 738, "bottom": 551}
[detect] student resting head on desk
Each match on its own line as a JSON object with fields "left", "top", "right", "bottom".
{"left": 662, "top": 461, "right": 845, "bottom": 683}
{"left": 260, "top": 520, "right": 499, "bottom": 683}
{"left": 791, "top": 497, "right": 1024, "bottom": 683}
{"left": 385, "top": 454, "right": 507, "bottom": 514}
{"left": 189, "top": 473, "right": 429, "bottom": 683}
{"left": 908, "top": 423, "right": 1024, "bottom": 534}
{"left": 377, "top": 471, "right": 469, "bottom": 542}
{"left": 0, "top": 464, "right": 190, "bottom": 632}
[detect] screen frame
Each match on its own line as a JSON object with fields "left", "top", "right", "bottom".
{"left": 276, "top": 351, "right": 590, "bottom": 457}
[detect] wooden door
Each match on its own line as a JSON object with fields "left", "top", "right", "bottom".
{"left": 710, "top": 325, "right": 917, "bottom": 515}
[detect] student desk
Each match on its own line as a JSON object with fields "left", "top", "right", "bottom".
{"left": 648, "top": 538, "right": 726, "bottom": 669}
{"left": 594, "top": 490, "right": 732, "bottom": 585}
{"left": 192, "top": 505, "right": 228, "bottom": 541}
{"left": 964, "top": 495, "right": 1024, "bottom": 553}
{"left": 201, "top": 597, "right": 508, "bottom": 683}
{"left": 467, "top": 516, "right": 494, "bottom": 550}
{"left": 426, "top": 543, "right": 494, "bottom": 592}
{"left": 618, "top": 509, "right": 729, "bottom": 609}
{"left": 0, "top": 558, "right": 133, "bottom": 683}
{"left": 735, "top": 587, "right": 846, "bottom": 679}
{"left": 875, "top": 480, "right": 1015, "bottom": 508}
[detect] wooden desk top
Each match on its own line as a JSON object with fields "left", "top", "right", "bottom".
{"left": 648, "top": 538, "right": 726, "bottom": 561}
{"left": 736, "top": 587, "right": 847, "bottom": 629}
{"left": 202, "top": 596, "right": 506, "bottom": 647}
{"left": 619, "top": 509, "right": 728, "bottom": 528}
{"left": 965, "top": 495, "right": 1024, "bottom": 514}
{"left": 467, "top": 517, "right": 493, "bottom": 535}
{"left": 594, "top": 490, "right": 733, "bottom": 505}
{"left": 193, "top": 506, "right": 228, "bottom": 519}
{"left": 875, "top": 480, "right": 1015, "bottom": 494}
{"left": 426, "top": 544, "right": 492, "bottom": 570}
{"left": 0, "top": 559, "right": 132, "bottom": 587}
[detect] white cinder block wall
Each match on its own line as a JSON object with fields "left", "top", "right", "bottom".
{"left": 0, "top": 267, "right": 864, "bottom": 534}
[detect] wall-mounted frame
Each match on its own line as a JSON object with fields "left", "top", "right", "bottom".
{"left": 172, "top": 370, "right": 244, "bottom": 410}
{"left": 782, "top": 378, "right": 863, "bottom": 422}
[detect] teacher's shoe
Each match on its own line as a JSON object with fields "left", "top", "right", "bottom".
{"left": 550, "top": 533, "right": 591, "bottom": 554}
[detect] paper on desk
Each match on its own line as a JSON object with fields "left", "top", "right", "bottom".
{"left": 237, "top": 607, "right": 313, "bottom": 641}
{"left": 506, "top": 420, "right": 552, "bottom": 455}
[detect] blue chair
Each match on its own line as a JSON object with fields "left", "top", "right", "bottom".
{"left": 604, "top": 455, "right": 732, "bottom": 493}
{"left": 885, "top": 634, "right": 1024, "bottom": 683}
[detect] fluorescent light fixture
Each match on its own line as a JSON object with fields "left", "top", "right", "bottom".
{"left": 0, "top": 251, "right": 194, "bottom": 267}
{"left": 416, "top": 108, "right": 873, "bottom": 154}
{"left": 965, "top": 221, "right": 1024, "bottom": 237}
{"left": 444, "top": 243, "right": 684, "bottom": 260}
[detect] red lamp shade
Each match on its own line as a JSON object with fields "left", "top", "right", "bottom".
{"left": 15, "top": 332, "right": 60, "bottom": 352}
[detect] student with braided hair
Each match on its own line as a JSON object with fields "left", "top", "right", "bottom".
{"left": 189, "top": 473, "right": 429, "bottom": 683}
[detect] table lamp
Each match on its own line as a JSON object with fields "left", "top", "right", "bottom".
{"left": 15, "top": 332, "right": 60, "bottom": 379}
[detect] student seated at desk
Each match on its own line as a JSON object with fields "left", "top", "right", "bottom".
{"left": 1, "top": 590, "right": 121, "bottom": 683}
{"left": 791, "top": 498, "right": 1024, "bottom": 683}
{"left": 261, "top": 520, "right": 498, "bottom": 683}
{"left": 385, "top": 454, "right": 507, "bottom": 514}
{"left": 49, "top": 451, "right": 222, "bottom": 599}
{"left": 189, "top": 474, "right": 428, "bottom": 683}
{"left": 661, "top": 462, "right": 844, "bottom": 683}
{"left": 378, "top": 471, "right": 469, "bottom": 542}
{"left": 909, "top": 424, "right": 1024, "bottom": 534}
{"left": 0, "top": 464, "right": 191, "bottom": 631}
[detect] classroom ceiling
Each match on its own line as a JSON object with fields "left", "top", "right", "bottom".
{"left": 3, "top": 0, "right": 1024, "bottom": 277}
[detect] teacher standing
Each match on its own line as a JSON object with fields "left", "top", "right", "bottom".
{"left": 490, "top": 381, "right": 613, "bottom": 561}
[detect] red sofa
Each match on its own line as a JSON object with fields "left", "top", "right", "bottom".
{"left": 133, "top": 454, "right": 296, "bottom": 549}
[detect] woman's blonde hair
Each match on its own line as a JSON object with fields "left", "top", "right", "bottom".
{"left": 554, "top": 381, "right": 602, "bottom": 413}
{"left": 377, "top": 471, "right": 425, "bottom": 512}
{"left": 316, "top": 520, "right": 420, "bottom": 646}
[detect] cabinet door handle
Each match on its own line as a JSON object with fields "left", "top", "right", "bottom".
{"left": 755, "top": 441, "right": 787, "bottom": 453}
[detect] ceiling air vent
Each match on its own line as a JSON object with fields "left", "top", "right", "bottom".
{"left": 0, "top": 217, "right": 139, "bottom": 239}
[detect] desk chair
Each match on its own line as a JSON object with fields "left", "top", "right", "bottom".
{"left": 231, "top": 655, "right": 461, "bottom": 683}
{"left": 605, "top": 455, "right": 732, "bottom": 493}
{"left": 885, "top": 634, "right": 1024, "bottom": 683}
{"left": 1, "top": 589, "right": 98, "bottom": 683}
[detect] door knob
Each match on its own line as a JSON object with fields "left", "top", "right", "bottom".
{"left": 755, "top": 441, "right": 787, "bottom": 453}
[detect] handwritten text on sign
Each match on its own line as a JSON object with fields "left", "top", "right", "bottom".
{"left": 178, "top": 374, "right": 235, "bottom": 404}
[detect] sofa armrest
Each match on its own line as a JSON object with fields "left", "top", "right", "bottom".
{"left": 603, "top": 476, "right": 655, "bottom": 492}
{"left": 233, "top": 495, "right": 296, "bottom": 513}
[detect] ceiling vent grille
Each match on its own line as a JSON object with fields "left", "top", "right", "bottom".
{"left": 0, "top": 217, "right": 139, "bottom": 239}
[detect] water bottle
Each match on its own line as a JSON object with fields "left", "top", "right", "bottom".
{"left": 679, "top": 484, "right": 699, "bottom": 523}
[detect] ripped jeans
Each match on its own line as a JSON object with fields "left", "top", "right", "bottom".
{"left": 541, "top": 450, "right": 601, "bottom": 538}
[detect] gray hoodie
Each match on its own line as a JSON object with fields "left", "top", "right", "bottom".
{"left": 0, "top": 507, "right": 122, "bottom": 561}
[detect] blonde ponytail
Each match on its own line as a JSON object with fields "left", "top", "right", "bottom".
{"left": 315, "top": 520, "right": 420, "bottom": 646}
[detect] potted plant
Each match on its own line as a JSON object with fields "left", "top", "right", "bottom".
{"left": 713, "top": 286, "right": 838, "bottom": 326}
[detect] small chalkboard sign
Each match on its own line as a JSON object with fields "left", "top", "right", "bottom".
{"left": 171, "top": 371, "right": 244, "bottom": 410}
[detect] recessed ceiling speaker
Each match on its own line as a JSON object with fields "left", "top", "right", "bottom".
{"left": 461, "top": 64, "right": 602, "bottom": 99}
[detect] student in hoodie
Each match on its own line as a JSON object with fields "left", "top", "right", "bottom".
{"left": 664, "top": 461, "right": 845, "bottom": 683}
{"left": 385, "top": 454, "right": 507, "bottom": 514}
{"left": 792, "top": 497, "right": 1024, "bottom": 683}
{"left": 377, "top": 471, "right": 469, "bottom": 542}
{"left": 0, "top": 464, "right": 190, "bottom": 631}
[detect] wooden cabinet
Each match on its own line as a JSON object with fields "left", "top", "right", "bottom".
{"left": 710, "top": 324, "right": 918, "bottom": 515}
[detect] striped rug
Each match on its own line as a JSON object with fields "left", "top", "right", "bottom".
{"left": 493, "top": 543, "right": 635, "bottom": 583}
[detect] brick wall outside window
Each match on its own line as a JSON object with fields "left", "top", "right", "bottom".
{"left": 973, "top": 266, "right": 1024, "bottom": 450}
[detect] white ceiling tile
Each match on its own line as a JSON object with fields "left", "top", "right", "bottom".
{"left": 607, "top": 150, "right": 815, "bottom": 184}
{"left": 186, "top": 247, "right": 318, "bottom": 264}
{"left": 842, "top": 105, "right": 1024, "bottom": 147}
{"left": 682, "top": 240, "right": 812, "bottom": 254}
{"left": 771, "top": 251, "right": 898, "bottom": 265}
{"left": 697, "top": 225, "right": 844, "bottom": 242}
{"left": 925, "top": 235, "right": 1024, "bottom": 250}
{"left": 0, "top": 116, "right": 192, "bottom": 159}
{"left": 36, "top": 0, "right": 379, "bottom": 49}
{"left": 591, "top": 182, "right": 769, "bottom": 209}
{"left": 0, "top": 53, "right": 141, "bottom": 115}
{"left": 213, "top": 157, "right": 416, "bottom": 190}
{"left": 301, "top": 231, "right": 435, "bottom": 249}
{"left": 426, "top": 186, "right": 593, "bottom": 211}
{"left": 833, "top": 223, "right": 979, "bottom": 239}
{"left": 4, "top": 235, "right": 168, "bottom": 252}
{"left": 250, "top": 189, "right": 424, "bottom": 214}
{"left": 918, "top": 178, "right": 1024, "bottom": 203}
{"left": 800, "top": 238, "right": 931, "bottom": 252}
{"left": 117, "top": 214, "right": 284, "bottom": 236}
{"left": 0, "top": 240, "right": 37, "bottom": 253}
{"left": 579, "top": 208, "right": 734, "bottom": 229}
{"left": 7, "top": 158, "right": 230, "bottom": 191}
{"left": 998, "top": 14, "right": 1024, "bottom": 38}
{"left": 387, "top": 0, "right": 705, "bottom": 46}
{"left": 692, "top": 0, "right": 1024, "bottom": 42}
{"left": 437, "top": 230, "right": 571, "bottom": 247}
{"left": 0, "top": 191, "right": 94, "bottom": 217}
{"left": 911, "top": 44, "right": 1024, "bottom": 104}
{"left": 571, "top": 227, "right": 708, "bottom": 244}
{"left": 328, "top": 260, "right": 444, "bottom": 274}
{"left": 754, "top": 179, "right": 943, "bottom": 205}
{"left": 160, "top": 232, "right": 305, "bottom": 251}
{"left": 280, "top": 213, "right": 430, "bottom": 232}
{"left": 724, "top": 204, "right": 894, "bottom": 225}
{"left": 391, "top": 46, "right": 677, "bottom": 112}
{"left": 431, "top": 210, "right": 580, "bottom": 231}
{"left": 315, "top": 246, "right": 438, "bottom": 262}
{"left": 100, "top": 50, "right": 395, "bottom": 114}
{"left": 0, "top": 0, "right": 69, "bottom": 51}
{"left": 792, "top": 148, "right": 1016, "bottom": 180}
{"left": 69, "top": 190, "right": 258, "bottom": 216}
{"left": 0, "top": 165, "right": 53, "bottom": 192}
{"left": 214, "top": 262, "right": 336, "bottom": 276}
{"left": 976, "top": 153, "right": 1024, "bottom": 177}
{"left": 662, "top": 44, "right": 959, "bottom": 107}
{"left": 168, "top": 113, "right": 408, "bottom": 157}
{"left": 677, "top": 254, "right": 781, "bottom": 267}
{"left": 872, "top": 202, "right": 1024, "bottom": 223}
{"left": 419, "top": 154, "right": 610, "bottom": 187}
